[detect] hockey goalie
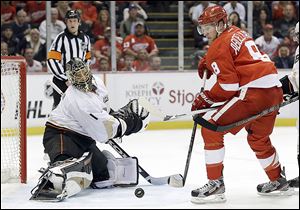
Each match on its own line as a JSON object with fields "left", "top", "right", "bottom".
{"left": 30, "top": 58, "right": 150, "bottom": 201}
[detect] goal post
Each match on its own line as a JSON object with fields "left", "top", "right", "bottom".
{"left": 1, "top": 56, "right": 27, "bottom": 183}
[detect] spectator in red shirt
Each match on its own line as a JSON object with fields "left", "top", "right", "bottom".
{"left": 133, "top": 49, "right": 150, "bottom": 71}
{"left": 92, "top": 9, "right": 110, "bottom": 41}
{"left": 1, "top": 1, "right": 16, "bottom": 25}
{"left": 90, "top": 45, "right": 101, "bottom": 72}
{"left": 123, "top": 21, "right": 159, "bottom": 60}
{"left": 72, "top": 1, "right": 97, "bottom": 29}
{"left": 119, "top": 54, "right": 136, "bottom": 71}
{"left": 26, "top": 1, "right": 46, "bottom": 27}
{"left": 94, "top": 27, "right": 123, "bottom": 63}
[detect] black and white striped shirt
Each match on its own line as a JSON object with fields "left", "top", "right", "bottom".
{"left": 47, "top": 29, "right": 91, "bottom": 81}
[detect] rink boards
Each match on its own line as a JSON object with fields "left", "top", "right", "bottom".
{"left": 24, "top": 71, "right": 298, "bottom": 135}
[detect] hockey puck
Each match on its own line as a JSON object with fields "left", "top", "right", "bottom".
{"left": 134, "top": 188, "right": 145, "bottom": 198}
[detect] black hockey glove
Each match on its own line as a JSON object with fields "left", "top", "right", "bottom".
{"left": 111, "top": 99, "right": 150, "bottom": 138}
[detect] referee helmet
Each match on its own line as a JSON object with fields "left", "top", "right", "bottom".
{"left": 65, "top": 10, "right": 81, "bottom": 20}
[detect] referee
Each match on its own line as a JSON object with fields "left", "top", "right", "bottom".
{"left": 47, "top": 10, "right": 91, "bottom": 109}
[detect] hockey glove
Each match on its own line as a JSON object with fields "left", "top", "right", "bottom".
{"left": 191, "top": 91, "right": 215, "bottom": 111}
{"left": 198, "top": 56, "right": 212, "bottom": 80}
{"left": 111, "top": 99, "right": 150, "bottom": 138}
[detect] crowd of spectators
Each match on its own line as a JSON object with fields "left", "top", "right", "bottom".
{"left": 1, "top": 1, "right": 299, "bottom": 72}
{"left": 189, "top": 1, "right": 299, "bottom": 69}
{"left": 1, "top": 1, "right": 161, "bottom": 72}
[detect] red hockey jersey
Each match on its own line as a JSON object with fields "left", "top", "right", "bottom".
{"left": 205, "top": 26, "right": 281, "bottom": 102}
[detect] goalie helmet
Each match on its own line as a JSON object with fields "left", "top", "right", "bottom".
{"left": 66, "top": 58, "right": 95, "bottom": 92}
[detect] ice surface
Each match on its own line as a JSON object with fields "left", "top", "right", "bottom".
{"left": 1, "top": 127, "right": 299, "bottom": 209}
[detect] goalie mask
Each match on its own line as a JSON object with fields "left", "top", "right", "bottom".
{"left": 66, "top": 58, "right": 95, "bottom": 92}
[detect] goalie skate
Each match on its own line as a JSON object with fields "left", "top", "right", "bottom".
{"left": 191, "top": 177, "right": 226, "bottom": 204}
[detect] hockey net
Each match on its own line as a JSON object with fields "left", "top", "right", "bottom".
{"left": 1, "top": 56, "right": 27, "bottom": 183}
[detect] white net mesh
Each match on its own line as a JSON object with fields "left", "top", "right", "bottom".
{"left": 1, "top": 59, "right": 24, "bottom": 183}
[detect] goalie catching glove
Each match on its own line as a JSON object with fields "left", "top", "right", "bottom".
{"left": 111, "top": 99, "right": 150, "bottom": 138}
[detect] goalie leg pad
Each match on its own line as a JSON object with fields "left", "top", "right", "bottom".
{"left": 91, "top": 150, "right": 138, "bottom": 188}
{"left": 30, "top": 152, "right": 93, "bottom": 201}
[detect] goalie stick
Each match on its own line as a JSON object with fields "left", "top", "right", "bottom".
{"left": 138, "top": 97, "right": 221, "bottom": 121}
{"left": 107, "top": 139, "right": 183, "bottom": 186}
{"left": 193, "top": 95, "right": 299, "bottom": 132}
{"left": 49, "top": 80, "right": 184, "bottom": 187}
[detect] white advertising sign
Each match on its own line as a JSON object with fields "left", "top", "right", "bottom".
{"left": 20, "top": 71, "right": 299, "bottom": 128}
{"left": 106, "top": 71, "right": 298, "bottom": 122}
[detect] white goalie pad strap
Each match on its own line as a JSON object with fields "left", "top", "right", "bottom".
{"left": 63, "top": 171, "right": 93, "bottom": 198}
{"left": 93, "top": 150, "right": 138, "bottom": 188}
{"left": 48, "top": 152, "right": 93, "bottom": 198}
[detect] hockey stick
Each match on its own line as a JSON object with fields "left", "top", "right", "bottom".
{"left": 181, "top": 71, "right": 207, "bottom": 186}
{"left": 180, "top": 121, "right": 197, "bottom": 186}
{"left": 194, "top": 95, "right": 299, "bottom": 132}
{"left": 49, "top": 80, "right": 184, "bottom": 187}
{"left": 138, "top": 97, "right": 221, "bottom": 121}
{"left": 107, "top": 139, "right": 184, "bottom": 186}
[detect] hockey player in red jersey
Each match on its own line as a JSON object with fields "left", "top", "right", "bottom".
{"left": 190, "top": 5, "right": 293, "bottom": 204}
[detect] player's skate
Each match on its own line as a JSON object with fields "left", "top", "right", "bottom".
{"left": 288, "top": 176, "right": 299, "bottom": 188}
{"left": 257, "top": 167, "right": 294, "bottom": 196}
{"left": 191, "top": 177, "right": 226, "bottom": 204}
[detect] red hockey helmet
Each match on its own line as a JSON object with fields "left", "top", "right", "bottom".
{"left": 198, "top": 5, "right": 228, "bottom": 26}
